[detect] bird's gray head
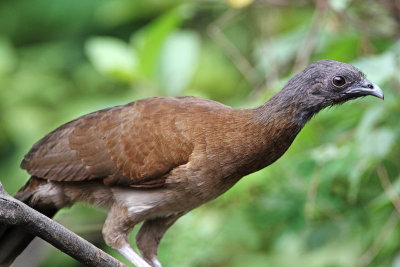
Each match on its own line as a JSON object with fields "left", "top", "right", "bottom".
{"left": 276, "top": 59, "right": 384, "bottom": 125}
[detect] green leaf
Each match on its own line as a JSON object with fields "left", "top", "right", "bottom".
{"left": 355, "top": 105, "right": 384, "bottom": 141}
{"left": 254, "top": 27, "right": 307, "bottom": 74}
{"left": 159, "top": 30, "right": 200, "bottom": 95}
{"left": 355, "top": 106, "right": 395, "bottom": 159}
{"left": 0, "top": 37, "right": 17, "bottom": 75}
{"left": 311, "top": 144, "right": 349, "bottom": 165}
{"left": 85, "top": 36, "right": 137, "bottom": 82}
{"left": 131, "top": 8, "right": 183, "bottom": 78}
{"left": 369, "top": 177, "right": 400, "bottom": 211}
{"left": 358, "top": 128, "right": 395, "bottom": 159}
{"left": 352, "top": 51, "right": 396, "bottom": 85}
{"left": 328, "top": 0, "right": 351, "bottom": 11}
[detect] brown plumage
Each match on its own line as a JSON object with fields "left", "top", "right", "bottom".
{"left": 0, "top": 60, "right": 383, "bottom": 267}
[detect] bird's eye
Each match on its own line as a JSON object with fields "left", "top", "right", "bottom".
{"left": 332, "top": 76, "right": 346, "bottom": 87}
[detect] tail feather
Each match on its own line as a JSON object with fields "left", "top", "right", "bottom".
{"left": 0, "top": 177, "right": 59, "bottom": 266}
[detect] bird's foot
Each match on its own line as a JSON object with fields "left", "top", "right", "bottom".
{"left": 118, "top": 246, "right": 151, "bottom": 267}
{"left": 147, "top": 257, "right": 162, "bottom": 267}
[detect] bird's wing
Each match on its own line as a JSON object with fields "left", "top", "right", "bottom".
{"left": 21, "top": 98, "right": 194, "bottom": 188}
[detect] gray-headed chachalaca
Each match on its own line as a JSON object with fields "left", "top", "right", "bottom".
{"left": 0, "top": 60, "right": 384, "bottom": 267}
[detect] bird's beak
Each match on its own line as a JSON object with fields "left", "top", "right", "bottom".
{"left": 345, "top": 78, "right": 384, "bottom": 100}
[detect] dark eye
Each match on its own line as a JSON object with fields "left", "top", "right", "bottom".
{"left": 332, "top": 76, "right": 346, "bottom": 87}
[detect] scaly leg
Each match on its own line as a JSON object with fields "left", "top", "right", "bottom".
{"left": 136, "top": 213, "right": 184, "bottom": 267}
{"left": 102, "top": 205, "right": 150, "bottom": 267}
{"left": 118, "top": 246, "right": 151, "bottom": 267}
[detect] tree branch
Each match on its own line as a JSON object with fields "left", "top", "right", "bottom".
{"left": 208, "top": 9, "right": 261, "bottom": 86}
{"left": 293, "top": 0, "right": 328, "bottom": 72}
{"left": 0, "top": 181, "right": 126, "bottom": 267}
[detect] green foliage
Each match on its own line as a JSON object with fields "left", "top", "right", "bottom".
{"left": 86, "top": 36, "right": 137, "bottom": 82}
{"left": 1, "top": 0, "right": 400, "bottom": 266}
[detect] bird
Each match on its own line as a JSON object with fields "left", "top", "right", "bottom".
{"left": 0, "top": 60, "right": 383, "bottom": 267}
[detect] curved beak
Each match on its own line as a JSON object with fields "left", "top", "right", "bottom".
{"left": 345, "top": 78, "right": 384, "bottom": 100}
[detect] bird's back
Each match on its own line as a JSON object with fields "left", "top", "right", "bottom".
{"left": 20, "top": 96, "right": 240, "bottom": 188}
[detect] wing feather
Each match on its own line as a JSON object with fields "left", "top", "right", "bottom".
{"left": 21, "top": 98, "right": 195, "bottom": 188}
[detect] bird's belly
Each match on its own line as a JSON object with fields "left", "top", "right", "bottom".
{"left": 111, "top": 187, "right": 215, "bottom": 220}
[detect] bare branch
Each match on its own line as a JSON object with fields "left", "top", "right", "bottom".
{"left": 357, "top": 165, "right": 400, "bottom": 266}
{"left": 293, "top": 0, "right": 328, "bottom": 72}
{"left": 208, "top": 9, "right": 261, "bottom": 86}
{"left": 304, "top": 169, "right": 321, "bottom": 219}
{"left": 0, "top": 181, "right": 126, "bottom": 267}
{"left": 358, "top": 210, "right": 399, "bottom": 267}
{"left": 257, "top": 0, "right": 311, "bottom": 7}
{"left": 377, "top": 165, "right": 400, "bottom": 214}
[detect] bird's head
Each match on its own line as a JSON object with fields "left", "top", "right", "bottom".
{"left": 277, "top": 59, "right": 384, "bottom": 125}
{"left": 300, "top": 59, "right": 383, "bottom": 103}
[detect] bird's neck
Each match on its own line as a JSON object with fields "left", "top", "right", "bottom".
{"left": 241, "top": 89, "right": 322, "bottom": 171}
{"left": 254, "top": 88, "right": 321, "bottom": 127}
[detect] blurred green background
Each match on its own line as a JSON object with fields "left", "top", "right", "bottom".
{"left": 1, "top": 0, "right": 399, "bottom": 266}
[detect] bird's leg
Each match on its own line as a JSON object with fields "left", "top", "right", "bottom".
{"left": 136, "top": 213, "right": 183, "bottom": 267}
{"left": 102, "top": 205, "right": 150, "bottom": 267}
{"left": 117, "top": 246, "right": 151, "bottom": 267}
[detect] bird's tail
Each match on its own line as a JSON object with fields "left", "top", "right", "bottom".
{"left": 0, "top": 177, "right": 59, "bottom": 266}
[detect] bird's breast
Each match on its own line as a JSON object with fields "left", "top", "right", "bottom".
{"left": 149, "top": 113, "right": 304, "bottom": 214}
{"left": 203, "top": 119, "right": 303, "bottom": 180}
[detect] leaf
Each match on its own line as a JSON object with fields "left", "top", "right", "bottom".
{"left": 358, "top": 128, "right": 395, "bottom": 159}
{"left": 369, "top": 177, "right": 400, "bottom": 211}
{"left": 85, "top": 36, "right": 137, "bottom": 82}
{"left": 311, "top": 144, "right": 349, "bottom": 165}
{"left": 254, "top": 27, "right": 307, "bottom": 75}
{"left": 328, "top": 0, "right": 351, "bottom": 11}
{"left": 0, "top": 37, "right": 17, "bottom": 75}
{"left": 355, "top": 105, "right": 385, "bottom": 141}
{"left": 392, "top": 253, "right": 400, "bottom": 267}
{"left": 131, "top": 8, "right": 183, "bottom": 78}
{"left": 352, "top": 51, "right": 396, "bottom": 85}
{"left": 227, "top": 0, "right": 254, "bottom": 9}
{"left": 355, "top": 106, "right": 395, "bottom": 159}
{"left": 159, "top": 30, "right": 200, "bottom": 95}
